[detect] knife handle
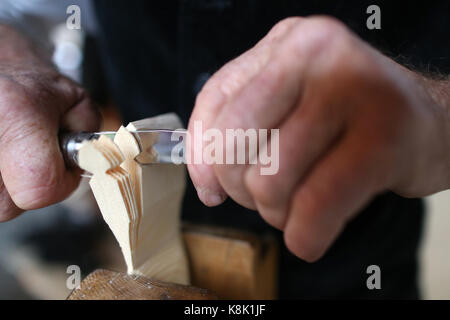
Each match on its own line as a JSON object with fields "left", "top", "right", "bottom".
{"left": 60, "top": 132, "right": 100, "bottom": 168}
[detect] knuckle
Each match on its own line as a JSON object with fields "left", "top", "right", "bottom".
{"left": 287, "top": 16, "right": 350, "bottom": 58}
{"left": 268, "top": 17, "right": 303, "bottom": 39}
{"left": 214, "top": 47, "right": 272, "bottom": 101}
{"left": 245, "top": 170, "right": 281, "bottom": 208}
{"left": 55, "top": 74, "right": 83, "bottom": 100}
{"left": 276, "top": 16, "right": 304, "bottom": 29}
{"left": 218, "top": 64, "right": 251, "bottom": 98}
{"left": 304, "top": 16, "right": 348, "bottom": 39}
{"left": 195, "top": 66, "right": 240, "bottom": 105}
{"left": 197, "top": 35, "right": 276, "bottom": 107}
{"left": 63, "top": 95, "right": 101, "bottom": 132}
{"left": 0, "top": 68, "right": 81, "bottom": 114}
{"left": 311, "top": 15, "right": 346, "bottom": 29}
{"left": 0, "top": 76, "right": 52, "bottom": 116}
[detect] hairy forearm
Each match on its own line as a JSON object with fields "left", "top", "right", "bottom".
{"left": 435, "top": 80, "right": 450, "bottom": 186}
{"left": 422, "top": 76, "right": 450, "bottom": 189}
{"left": 423, "top": 77, "right": 450, "bottom": 137}
{"left": 425, "top": 78, "right": 450, "bottom": 116}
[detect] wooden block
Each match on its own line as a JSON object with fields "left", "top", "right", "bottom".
{"left": 183, "top": 224, "right": 279, "bottom": 300}
{"left": 67, "top": 269, "right": 216, "bottom": 300}
{"left": 68, "top": 225, "right": 279, "bottom": 300}
{"left": 78, "top": 113, "right": 189, "bottom": 285}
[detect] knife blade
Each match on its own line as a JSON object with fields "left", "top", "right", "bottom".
{"left": 60, "top": 129, "right": 187, "bottom": 168}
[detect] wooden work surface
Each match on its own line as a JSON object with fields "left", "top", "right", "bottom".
{"left": 68, "top": 269, "right": 216, "bottom": 300}
{"left": 68, "top": 224, "right": 278, "bottom": 300}
{"left": 183, "top": 224, "right": 278, "bottom": 300}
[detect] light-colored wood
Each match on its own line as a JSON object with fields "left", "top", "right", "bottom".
{"left": 122, "top": 114, "right": 189, "bottom": 285}
{"left": 68, "top": 226, "right": 279, "bottom": 300}
{"left": 78, "top": 136, "right": 136, "bottom": 270}
{"left": 183, "top": 224, "right": 278, "bottom": 300}
{"left": 79, "top": 113, "right": 189, "bottom": 285}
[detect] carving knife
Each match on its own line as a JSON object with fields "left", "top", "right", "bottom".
{"left": 60, "top": 130, "right": 187, "bottom": 168}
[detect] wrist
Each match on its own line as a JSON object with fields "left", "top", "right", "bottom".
{"left": 423, "top": 77, "right": 450, "bottom": 190}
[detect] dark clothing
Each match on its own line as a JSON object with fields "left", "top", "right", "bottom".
{"left": 91, "top": 0, "right": 449, "bottom": 298}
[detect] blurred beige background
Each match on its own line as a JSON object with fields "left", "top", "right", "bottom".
{"left": 422, "top": 191, "right": 450, "bottom": 299}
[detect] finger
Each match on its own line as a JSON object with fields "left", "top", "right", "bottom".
{"left": 212, "top": 19, "right": 330, "bottom": 208}
{"left": 52, "top": 75, "right": 101, "bottom": 132}
{"left": 187, "top": 40, "right": 274, "bottom": 206}
{"left": 0, "top": 80, "right": 94, "bottom": 211}
{"left": 187, "top": 84, "right": 228, "bottom": 206}
{"left": 61, "top": 93, "right": 101, "bottom": 132}
{"left": 245, "top": 95, "right": 346, "bottom": 229}
{"left": 187, "top": 18, "right": 301, "bottom": 206}
{"left": 0, "top": 117, "right": 82, "bottom": 210}
{"left": 283, "top": 131, "right": 385, "bottom": 262}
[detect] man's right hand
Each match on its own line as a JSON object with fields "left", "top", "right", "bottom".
{"left": 0, "top": 25, "right": 100, "bottom": 221}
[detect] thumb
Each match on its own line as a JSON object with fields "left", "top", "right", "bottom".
{"left": 0, "top": 81, "right": 100, "bottom": 211}
{"left": 186, "top": 117, "right": 227, "bottom": 207}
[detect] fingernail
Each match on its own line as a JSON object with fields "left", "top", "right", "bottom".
{"left": 197, "top": 188, "right": 227, "bottom": 207}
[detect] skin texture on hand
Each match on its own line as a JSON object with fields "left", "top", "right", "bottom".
{"left": 187, "top": 16, "right": 450, "bottom": 262}
{"left": 0, "top": 25, "right": 100, "bottom": 221}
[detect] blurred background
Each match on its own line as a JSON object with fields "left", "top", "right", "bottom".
{"left": 0, "top": 0, "right": 449, "bottom": 300}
